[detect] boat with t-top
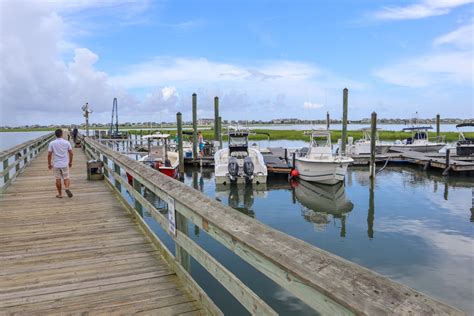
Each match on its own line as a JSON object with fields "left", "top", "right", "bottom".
{"left": 214, "top": 128, "right": 267, "bottom": 185}
{"left": 390, "top": 126, "right": 445, "bottom": 153}
{"left": 295, "top": 130, "right": 353, "bottom": 185}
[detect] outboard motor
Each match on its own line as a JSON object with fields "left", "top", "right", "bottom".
{"left": 228, "top": 157, "right": 239, "bottom": 180}
{"left": 243, "top": 156, "right": 254, "bottom": 179}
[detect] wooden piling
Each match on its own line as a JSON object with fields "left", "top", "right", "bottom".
{"left": 370, "top": 112, "right": 377, "bottom": 178}
{"left": 341, "top": 88, "right": 348, "bottom": 154}
{"left": 192, "top": 93, "right": 198, "bottom": 159}
{"left": 177, "top": 112, "right": 184, "bottom": 175}
{"left": 436, "top": 114, "right": 440, "bottom": 137}
{"left": 326, "top": 111, "right": 330, "bottom": 130}
{"left": 214, "top": 97, "right": 219, "bottom": 142}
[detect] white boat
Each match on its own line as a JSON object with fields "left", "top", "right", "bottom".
{"left": 390, "top": 126, "right": 445, "bottom": 153}
{"left": 295, "top": 130, "right": 353, "bottom": 185}
{"left": 214, "top": 129, "right": 267, "bottom": 185}
{"left": 138, "top": 133, "right": 179, "bottom": 178}
{"left": 347, "top": 128, "right": 391, "bottom": 156}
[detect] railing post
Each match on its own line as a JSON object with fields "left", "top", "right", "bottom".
{"left": 132, "top": 178, "right": 143, "bottom": 217}
{"left": 3, "top": 159, "right": 9, "bottom": 184}
{"left": 326, "top": 111, "right": 330, "bottom": 130}
{"left": 175, "top": 211, "right": 191, "bottom": 272}
{"left": 113, "top": 162, "right": 121, "bottom": 191}
{"left": 103, "top": 156, "right": 109, "bottom": 177}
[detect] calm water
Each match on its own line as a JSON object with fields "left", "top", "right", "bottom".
{"left": 133, "top": 166, "right": 474, "bottom": 315}
{"left": 0, "top": 131, "right": 50, "bottom": 151}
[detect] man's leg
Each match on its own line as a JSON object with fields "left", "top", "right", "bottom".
{"left": 63, "top": 168, "right": 73, "bottom": 198}
{"left": 56, "top": 179, "right": 62, "bottom": 197}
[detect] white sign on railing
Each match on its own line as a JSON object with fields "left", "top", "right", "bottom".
{"left": 168, "top": 196, "right": 177, "bottom": 236}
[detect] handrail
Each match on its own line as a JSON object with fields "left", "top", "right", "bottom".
{"left": 0, "top": 132, "right": 55, "bottom": 191}
{"left": 83, "top": 135, "right": 464, "bottom": 315}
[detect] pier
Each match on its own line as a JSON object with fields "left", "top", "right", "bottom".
{"left": 0, "top": 133, "right": 466, "bottom": 315}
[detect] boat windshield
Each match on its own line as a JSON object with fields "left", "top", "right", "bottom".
{"left": 311, "top": 136, "right": 330, "bottom": 147}
{"left": 229, "top": 136, "right": 248, "bottom": 147}
{"left": 414, "top": 132, "right": 427, "bottom": 140}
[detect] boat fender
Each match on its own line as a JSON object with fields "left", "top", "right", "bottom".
{"left": 228, "top": 157, "right": 239, "bottom": 178}
{"left": 243, "top": 156, "right": 254, "bottom": 177}
{"left": 290, "top": 169, "right": 299, "bottom": 179}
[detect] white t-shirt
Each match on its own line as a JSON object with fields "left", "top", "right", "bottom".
{"left": 48, "top": 138, "right": 72, "bottom": 168}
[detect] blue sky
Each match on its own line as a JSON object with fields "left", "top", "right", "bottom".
{"left": 0, "top": 0, "right": 472, "bottom": 125}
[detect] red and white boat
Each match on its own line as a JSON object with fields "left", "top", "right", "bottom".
{"left": 139, "top": 133, "right": 179, "bottom": 178}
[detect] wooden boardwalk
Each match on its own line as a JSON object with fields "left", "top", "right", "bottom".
{"left": 0, "top": 146, "right": 204, "bottom": 315}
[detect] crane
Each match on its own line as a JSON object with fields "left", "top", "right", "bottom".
{"left": 109, "top": 98, "right": 121, "bottom": 138}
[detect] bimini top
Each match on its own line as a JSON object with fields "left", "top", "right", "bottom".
{"left": 402, "top": 126, "right": 433, "bottom": 131}
{"left": 142, "top": 133, "right": 170, "bottom": 139}
{"left": 456, "top": 122, "right": 474, "bottom": 128}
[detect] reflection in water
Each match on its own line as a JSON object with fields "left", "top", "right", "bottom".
{"left": 179, "top": 166, "right": 473, "bottom": 314}
{"left": 367, "top": 178, "right": 375, "bottom": 239}
{"left": 293, "top": 180, "right": 353, "bottom": 236}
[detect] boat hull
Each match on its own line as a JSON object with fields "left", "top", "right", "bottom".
{"left": 295, "top": 158, "right": 351, "bottom": 185}
{"left": 389, "top": 144, "right": 444, "bottom": 153}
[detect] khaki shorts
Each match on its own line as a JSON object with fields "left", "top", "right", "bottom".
{"left": 53, "top": 167, "right": 70, "bottom": 180}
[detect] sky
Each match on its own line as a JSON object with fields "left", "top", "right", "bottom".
{"left": 0, "top": 0, "right": 473, "bottom": 126}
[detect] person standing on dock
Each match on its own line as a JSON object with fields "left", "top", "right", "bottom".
{"left": 48, "top": 129, "right": 73, "bottom": 198}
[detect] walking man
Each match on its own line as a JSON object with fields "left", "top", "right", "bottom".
{"left": 48, "top": 129, "right": 73, "bottom": 198}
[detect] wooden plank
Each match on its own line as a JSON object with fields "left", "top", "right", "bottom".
{"left": 0, "top": 146, "right": 209, "bottom": 315}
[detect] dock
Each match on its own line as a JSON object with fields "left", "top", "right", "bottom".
{"left": 0, "top": 139, "right": 209, "bottom": 314}
{"left": 0, "top": 133, "right": 466, "bottom": 315}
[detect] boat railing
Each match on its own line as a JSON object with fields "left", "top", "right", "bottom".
{"left": 0, "top": 132, "right": 55, "bottom": 191}
{"left": 80, "top": 134, "right": 464, "bottom": 316}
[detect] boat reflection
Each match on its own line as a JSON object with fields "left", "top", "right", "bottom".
{"left": 293, "top": 180, "right": 353, "bottom": 236}
{"left": 215, "top": 179, "right": 291, "bottom": 217}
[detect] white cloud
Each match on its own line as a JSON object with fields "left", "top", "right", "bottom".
{"left": 373, "top": 0, "right": 474, "bottom": 20}
{"left": 0, "top": 0, "right": 137, "bottom": 126}
{"left": 303, "top": 102, "right": 324, "bottom": 109}
{"left": 374, "top": 51, "right": 473, "bottom": 87}
{"left": 374, "top": 23, "right": 474, "bottom": 88}
{"left": 433, "top": 22, "right": 474, "bottom": 48}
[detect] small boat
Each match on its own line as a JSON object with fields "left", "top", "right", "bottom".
{"left": 455, "top": 123, "right": 474, "bottom": 156}
{"left": 295, "top": 130, "right": 353, "bottom": 185}
{"left": 214, "top": 128, "right": 267, "bottom": 185}
{"left": 390, "top": 126, "right": 445, "bottom": 153}
{"left": 139, "top": 133, "right": 179, "bottom": 178}
{"left": 347, "top": 128, "right": 391, "bottom": 155}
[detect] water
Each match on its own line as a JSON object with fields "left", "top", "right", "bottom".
{"left": 0, "top": 131, "right": 50, "bottom": 150}
{"left": 136, "top": 166, "right": 473, "bottom": 315}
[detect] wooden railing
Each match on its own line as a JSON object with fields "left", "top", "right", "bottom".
{"left": 82, "top": 135, "right": 464, "bottom": 316}
{"left": 0, "top": 132, "right": 55, "bottom": 191}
